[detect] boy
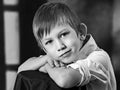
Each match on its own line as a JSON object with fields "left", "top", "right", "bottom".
{"left": 18, "top": 2, "right": 116, "bottom": 90}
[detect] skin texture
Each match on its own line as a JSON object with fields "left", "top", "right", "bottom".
{"left": 41, "top": 24, "right": 84, "bottom": 64}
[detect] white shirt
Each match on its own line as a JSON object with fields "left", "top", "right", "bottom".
{"left": 68, "top": 34, "right": 116, "bottom": 90}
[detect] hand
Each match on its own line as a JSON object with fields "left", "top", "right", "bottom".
{"left": 43, "top": 55, "right": 65, "bottom": 68}
{"left": 52, "top": 60, "right": 65, "bottom": 67}
{"left": 38, "top": 55, "right": 63, "bottom": 73}
{"left": 39, "top": 59, "right": 65, "bottom": 73}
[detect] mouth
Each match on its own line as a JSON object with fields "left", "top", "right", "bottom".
{"left": 60, "top": 49, "right": 72, "bottom": 58}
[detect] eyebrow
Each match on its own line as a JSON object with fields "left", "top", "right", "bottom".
{"left": 42, "top": 37, "right": 52, "bottom": 42}
{"left": 58, "top": 28, "right": 69, "bottom": 34}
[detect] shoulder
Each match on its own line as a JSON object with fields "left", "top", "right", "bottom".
{"left": 87, "top": 49, "right": 111, "bottom": 69}
{"left": 88, "top": 49, "right": 110, "bottom": 60}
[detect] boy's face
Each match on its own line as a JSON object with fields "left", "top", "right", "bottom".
{"left": 41, "top": 24, "right": 84, "bottom": 64}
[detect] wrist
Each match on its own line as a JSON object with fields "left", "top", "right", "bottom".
{"left": 45, "top": 63, "right": 53, "bottom": 72}
{"left": 39, "top": 65, "right": 47, "bottom": 73}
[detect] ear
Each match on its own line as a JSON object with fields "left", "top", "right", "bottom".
{"left": 78, "top": 33, "right": 86, "bottom": 41}
{"left": 80, "top": 23, "right": 87, "bottom": 37}
{"left": 78, "top": 23, "right": 87, "bottom": 41}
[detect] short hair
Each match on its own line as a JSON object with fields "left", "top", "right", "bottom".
{"left": 33, "top": 2, "right": 84, "bottom": 48}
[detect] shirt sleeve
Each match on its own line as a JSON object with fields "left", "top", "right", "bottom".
{"left": 68, "top": 50, "right": 111, "bottom": 86}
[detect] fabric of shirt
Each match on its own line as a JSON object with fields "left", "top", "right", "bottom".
{"left": 68, "top": 34, "right": 116, "bottom": 90}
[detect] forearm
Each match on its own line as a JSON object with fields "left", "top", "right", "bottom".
{"left": 45, "top": 64, "right": 82, "bottom": 88}
{"left": 18, "top": 56, "right": 46, "bottom": 73}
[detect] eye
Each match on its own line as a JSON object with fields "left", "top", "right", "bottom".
{"left": 45, "top": 40, "right": 53, "bottom": 45}
{"left": 60, "top": 31, "right": 70, "bottom": 38}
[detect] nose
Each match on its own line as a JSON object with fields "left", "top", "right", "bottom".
{"left": 56, "top": 39, "right": 66, "bottom": 51}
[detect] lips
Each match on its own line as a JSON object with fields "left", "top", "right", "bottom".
{"left": 60, "top": 49, "right": 72, "bottom": 58}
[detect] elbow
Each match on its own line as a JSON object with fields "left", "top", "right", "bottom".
{"left": 56, "top": 73, "right": 71, "bottom": 88}
{"left": 56, "top": 76, "right": 68, "bottom": 88}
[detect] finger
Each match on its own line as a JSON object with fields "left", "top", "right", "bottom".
{"left": 59, "top": 62, "right": 64, "bottom": 67}
{"left": 47, "top": 59, "right": 54, "bottom": 67}
{"left": 54, "top": 60, "right": 60, "bottom": 67}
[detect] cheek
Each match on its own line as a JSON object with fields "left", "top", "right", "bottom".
{"left": 45, "top": 47, "right": 58, "bottom": 58}
{"left": 65, "top": 37, "right": 80, "bottom": 49}
{"left": 72, "top": 41, "right": 80, "bottom": 52}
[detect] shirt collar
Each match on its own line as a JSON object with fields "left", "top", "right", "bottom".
{"left": 78, "top": 34, "right": 98, "bottom": 59}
